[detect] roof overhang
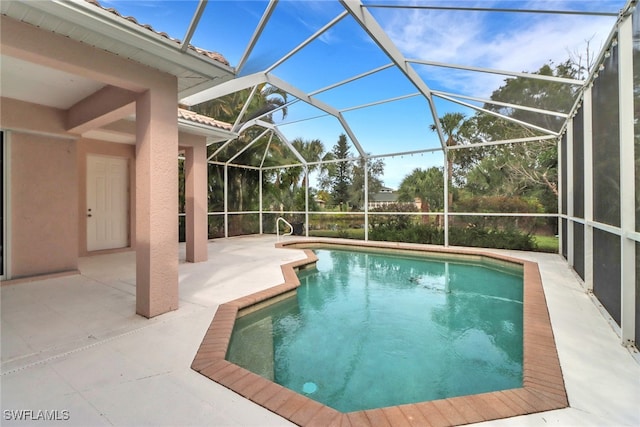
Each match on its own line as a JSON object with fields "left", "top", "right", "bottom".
{"left": 178, "top": 118, "right": 238, "bottom": 144}
{"left": 0, "top": 0, "right": 235, "bottom": 98}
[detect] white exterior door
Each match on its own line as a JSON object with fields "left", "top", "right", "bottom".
{"left": 87, "top": 155, "right": 128, "bottom": 251}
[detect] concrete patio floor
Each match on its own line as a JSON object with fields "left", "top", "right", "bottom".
{"left": 1, "top": 235, "right": 639, "bottom": 426}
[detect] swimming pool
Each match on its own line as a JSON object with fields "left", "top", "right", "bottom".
{"left": 191, "top": 240, "right": 567, "bottom": 426}
{"left": 227, "top": 248, "right": 523, "bottom": 412}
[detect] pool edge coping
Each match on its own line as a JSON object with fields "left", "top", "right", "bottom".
{"left": 191, "top": 239, "right": 568, "bottom": 427}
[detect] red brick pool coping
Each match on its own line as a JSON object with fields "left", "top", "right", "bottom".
{"left": 191, "top": 240, "right": 568, "bottom": 426}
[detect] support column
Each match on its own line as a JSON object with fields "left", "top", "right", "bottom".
{"left": 135, "top": 86, "right": 179, "bottom": 318}
{"left": 259, "top": 169, "right": 263, "bottom": 235}
{"left": 224, "top": 165, "right": 229, "bottom": 238}
{"left": 184, "top": 141, "right": 208, "bottom": 263}
{"left": 566, "top": 121, "right": 575, "bottom": 267}
{"left": 304, "top": 165, "right": 310, "bottom": 238}
{"left": 583, "top": 87, "right": 594, "bottom": 292}
{"left": 363, "top": 159, "right": 369, "bottom": 241}
{"left": 443, "top": 151, "right": 449, "bottom": 247}
{"left": 618, "top": 16, "right": 636, "bottom": 346}
{"left": 557, "top": 136, "right": 563, "bottom": 256}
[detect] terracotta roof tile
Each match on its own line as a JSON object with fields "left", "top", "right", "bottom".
{"left": 85, "top": 0, "right": 230, "bottom": 66}
{"left": 178, "top": 108, "right": 233, "bottom": 131}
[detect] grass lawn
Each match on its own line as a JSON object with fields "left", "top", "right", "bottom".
{"left": 533, "top": 235, "right": 559, "bottom": 253}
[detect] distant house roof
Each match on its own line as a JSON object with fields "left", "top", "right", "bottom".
{"left": 86, "top": 0, "right": 229, "bottom": 66}
{"left": 371, "top": 192, "right": 399, "bottom": 203}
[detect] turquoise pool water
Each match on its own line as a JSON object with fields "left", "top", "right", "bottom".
{"left": 227, "top": 248, "right": 523, "bottom": 412}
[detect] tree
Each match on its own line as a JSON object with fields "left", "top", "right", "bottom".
{"left": 438, "top": 59, "right": 581, "bottom": 222}
{"left": 349, "top": 156, "right": 385, "bottom": 210}
{"left": 397, "top": 167, "right": 444, "bottom": 224}
{"left": 324, "top": 134, "right": 352, "bottom": 210}
{"left": 487, "top": 61, "right": 579, "bottom": 133}
{"left": 263, "top": 138, "right": 330, "bottom": 214}
{"left": 189, "top": 83, "right": 288, "bottom": 235}
{"left": 430, "top": 112, "right": 467, "bottom": 207}
{"left": 464, "top": 61, "right": 579, "bottom": 211}
{"left": 193, "top": 83, "right": 288, "bottom": 124}
{"left": 483, "top": 60, "right": 580, "bottom": 197}
{"left": 291, "top": 138, "right": 333, "bottom": 188}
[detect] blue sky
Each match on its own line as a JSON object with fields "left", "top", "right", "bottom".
{"left": 102, "top": 0, "right": 624, "bottom": 187}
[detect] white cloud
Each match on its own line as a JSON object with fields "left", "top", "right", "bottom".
{"left": 378, "top": 2, "right": 620, "bottom": 97}
{"left": 385, "top": 8, "right": 485, "bottom": 64}
{"left": 483, "top": 16, "right": 613, "bottom": 73}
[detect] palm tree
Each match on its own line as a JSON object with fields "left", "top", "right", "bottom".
{"left": 430, "top": 112, "right": 466, "bottom": 207}
{"left": 291, "top": 138, "right": 333, "bottom": 188}
{"left": 244, "top": 85, "right": 288, "bottom": 123}
{"left": 397, "top": 167, "right": 444, "bottom": 224}
{"left": 263, "top": 138, "right": 334, "bottom": 215}
{"left": 193, "top": 83, "right": 288, "bottom": 125}
{"left": 190, "top": 84, "right": 288, "bottom": 235}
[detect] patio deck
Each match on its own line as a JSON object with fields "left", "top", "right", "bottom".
{"left": 1, "top": 235, "right": 638, "bottom": 426}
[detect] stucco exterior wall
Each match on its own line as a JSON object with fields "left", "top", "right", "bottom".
{"left": 179, "top": 132, "right": 208, "bottom": 262}
{"left": 1, "top": 98, "right": 69, "bottom": 136}
{"left": 77, "top": 138, "right": 136, "bottom": 256}
{"left": 10, "top": 132, "right": 78, "bottom": 278}
{"left": 2, "top": 16, "right": 186, "bottom": 315}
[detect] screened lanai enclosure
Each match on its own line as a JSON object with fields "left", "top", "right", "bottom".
{"left": 158, "top": 0, "right": 640, "bottom": 348}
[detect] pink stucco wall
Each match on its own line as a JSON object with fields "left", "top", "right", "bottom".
{"left": 179, "top": 133, "right": 209, "bottom": 263}
{"left": 135, "top": 87, "right": 179, "bottom": 317}
{"left": 2, "top": 16, "right": 200, "bottom": 315}
{"left": 10, "top": 133, "right": 79, "bottom": 278}
{"left": 1, "top": 98, "right": 68, "bottom": 136}
{"left": 1, "top": 98, "right": 138, "bottom": 276}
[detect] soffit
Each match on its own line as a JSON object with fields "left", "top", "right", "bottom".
{"left": 0, "top": 1, "right": 237, "bottom": 144}
{"left": 81, "top": 112, "right": 236, "bottom": 145}
{"left": 0, "top": 0, "right": 234, "bottom": 97}
{"left": 1, "top": 55, "right": 105, "bottom": 110}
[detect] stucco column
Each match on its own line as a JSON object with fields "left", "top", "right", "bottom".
{"left": 135, "top": 86, "right": 179, "bottom": 318}
{"left": 184, "top": 141, "right": 208, "bottom": 262}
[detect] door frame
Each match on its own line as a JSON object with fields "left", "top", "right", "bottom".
{"left": 1, "top": 130, "right": 10, "bottom": 280}
{"left": 85, "top": 154, "right": 130, "bottom": 252}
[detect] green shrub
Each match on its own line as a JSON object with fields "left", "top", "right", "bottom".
{"left": 369, "top": 203, "right": 419, "bottom": 231}
{"left": 309, "top": 213, "right": 364, "bottom": 230}
{"left": 452, "top": 195, "right": 545, "bottom": 232}
{"left": 369, "top": 223, "right": 536, "bottom": 251}
{"left": 369, "top": 224, "right": 443, "bottom": 245}
{"left": 336, "top": 229, "right": 351, "bottom": 239}
{"left": 449, "top": 226, "right": 536, "bottom": 250}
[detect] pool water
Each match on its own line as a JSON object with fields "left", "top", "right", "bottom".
{"left": 227, "top": 249, "right": 523, "bottom": 412}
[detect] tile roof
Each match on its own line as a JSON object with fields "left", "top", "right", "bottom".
{"left": 85, "top": 0, "right": 229, "bottom": 66}
{"left": 178, "top": 108, "right": 233, "bottom": 131}
{"left": 83, "top": 1, "right": 233, "bottom": 133}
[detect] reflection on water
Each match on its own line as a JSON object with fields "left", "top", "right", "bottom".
{"left": 227, "top": 249, "right": 523, "bottom": 412}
